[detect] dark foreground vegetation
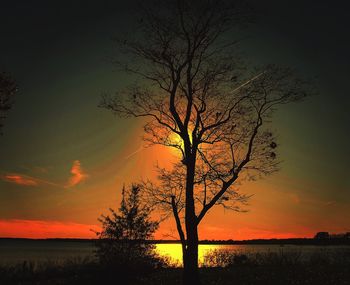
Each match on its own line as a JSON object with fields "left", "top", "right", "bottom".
{"left": 1, "top": 249, "right": 350, "bottom": 285}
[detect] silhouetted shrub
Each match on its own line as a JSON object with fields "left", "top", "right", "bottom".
{"left": 95, "top": 184, "right": 166, "bottom": 276}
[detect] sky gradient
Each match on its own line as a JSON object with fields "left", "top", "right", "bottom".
{"left": 0, "top": 0, "right": 349, "bottom": 240}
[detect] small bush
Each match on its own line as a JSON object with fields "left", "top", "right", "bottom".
{"left": 95, "top": 184, "right": 167, "bottom": 278}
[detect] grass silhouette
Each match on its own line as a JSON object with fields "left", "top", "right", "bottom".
{"left": 1, "top": 249, "right": 350, "bottom": 284}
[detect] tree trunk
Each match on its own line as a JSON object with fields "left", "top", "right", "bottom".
{"left": 183, "top": 226, "right": 200, "bottom": 285}
{"left": 182, "top": 153, "right": 201, "bottom": 285}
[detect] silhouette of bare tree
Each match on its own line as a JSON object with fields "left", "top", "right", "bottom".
{"left": 100, "top": 1, "right": 309, "bottom": 284}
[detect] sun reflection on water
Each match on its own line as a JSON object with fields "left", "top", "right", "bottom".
{"left": 155, "top": 243, "right": 221, "bottom": 266}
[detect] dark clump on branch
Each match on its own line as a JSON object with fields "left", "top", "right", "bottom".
{"left": 0, "top": 72, "right": 17, "bottom": 135}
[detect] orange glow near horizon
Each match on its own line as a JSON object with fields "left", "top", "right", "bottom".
{"left": 0, "top": 219, "right": 100, "bottom": 239}
{"left": 1, "top": 124, "right": 348, "bottom": 242}
{"left": 0, "top": 218, "right": 317, "bottom": 240}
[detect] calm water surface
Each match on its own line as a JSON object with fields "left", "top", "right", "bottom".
{"left": 1, "top": 240, "right": 349, "bottom": 266}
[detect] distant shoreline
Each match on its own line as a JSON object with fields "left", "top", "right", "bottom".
{"left": 1, "top": 237, "right": 349, "bottom": 246}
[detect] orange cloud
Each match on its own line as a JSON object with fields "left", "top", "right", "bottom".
{"left": 0, "top": 219, "right": 99, "bottom": 239}
{"left": 1, "top": 161, "right": 88, "bottom": 189}
{"left": 66, "top": 160, "right": 88, "bottom": 188}
{"left": 2, "top": 174, "right": 39, "bottom": 186}
{"left": 1, "top": 172, "right": 61, "bottom": 188}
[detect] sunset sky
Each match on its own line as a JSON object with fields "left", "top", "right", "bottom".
{"left": 0, "top": 0, "right": 349, "bottom": 240}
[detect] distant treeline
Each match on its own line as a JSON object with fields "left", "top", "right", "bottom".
{"left": 198, "top": 238, "right": 350, "bottom": 246}
{"left": 1, "top": 237, "right": 350, "bottom": 245}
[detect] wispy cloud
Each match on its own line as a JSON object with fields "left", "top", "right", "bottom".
{"left": 1, "top": 173, "right": 61, "bottom": 187}
{"left": 2, "top": 174, "right": 39, "bottom": 186}
{"left": 20, "top": 165, "right": 50, "bottom": 174}
{"left": 65, "top": 160, "right": 88, "bottom": 188}
{"left": 287, "top": 192, "right": 336, "bottom": 207}
{"left": 324, "top": 200, "right": 336, "bottom": 206}
{"left": 124, "top": 146, "right": 144, "bottom": 160}
{"left": 32, "top": 166, "right": 49, "bottom": 174}
{"left": 1, "top": 160, "right": 88, "bottom": 189}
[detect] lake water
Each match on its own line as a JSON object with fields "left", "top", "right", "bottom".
{"left": 1, "top": 240, "right": 349, "bottom": 266}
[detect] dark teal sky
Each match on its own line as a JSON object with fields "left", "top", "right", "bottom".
{"left": 0, "top": 0, "right": 349, "bottom": 238}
